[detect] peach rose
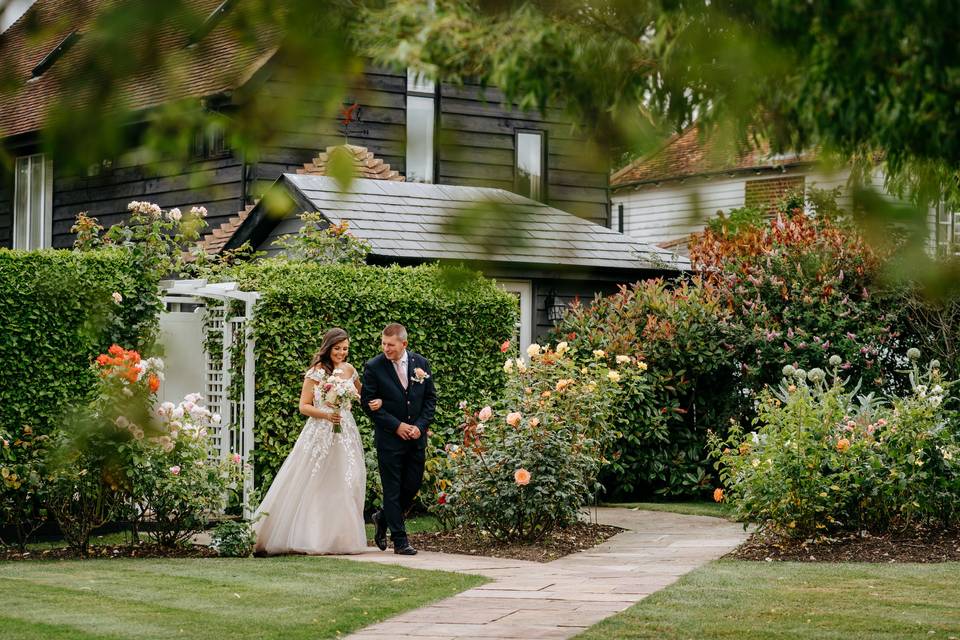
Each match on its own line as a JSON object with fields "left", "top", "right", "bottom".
{"left": 514, "top": 468, "right": 531, "bottom": 486}
{"left": 478, "top": 406, "right": 493, "bottom": 422}
{"left": 506, "top": 412, "right": 522, "bottom": 427}
{"left": 713, "top": 488, "right": 724, "bottom": 503}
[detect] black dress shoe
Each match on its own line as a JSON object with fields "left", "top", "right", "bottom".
{"left": 371, "top": 511, "right": 387, "bottom": 551}
{"left": 394, "top": 543, "right": 418, "bottom": 556}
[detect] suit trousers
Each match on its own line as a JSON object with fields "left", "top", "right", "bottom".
{"left": 376, "top": 442, "right": 426, "bottom": 543}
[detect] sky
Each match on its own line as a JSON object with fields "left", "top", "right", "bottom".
{"left": 1, "top": 0, "right": 35, "bottom": 32}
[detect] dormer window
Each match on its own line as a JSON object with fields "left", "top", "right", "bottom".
{"left": 405, "top": 69, "right": 436, "bottom": 183}
{"left": 515, "top": 131, "right": 545, "bottom": 201}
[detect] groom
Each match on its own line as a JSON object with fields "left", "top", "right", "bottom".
{"left": 361, "top": 323, "right": 437, "bottom": 555}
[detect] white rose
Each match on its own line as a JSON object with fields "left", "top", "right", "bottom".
{"left": 516, "top": 358, "right": 527, "bottom": 373}
{"left": 616, "top": 355, "right": 631, "bottom": 364}
{"left": 167, "top": 208, "right": 182, "bottom": 222}
{"left": 111, "top": 291, "right": 123, "bottom": 305}
{"left": 526, "top": 343, "right": 541, "bottom": 359}
{"left": 503, "top": 359, "right": 514, "bottom": 373}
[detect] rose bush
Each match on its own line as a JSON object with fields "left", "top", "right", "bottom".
{"left": 554, "top": 278, "right": 741, "bottom": 498}
{"left": 710, "top": 352, "right": 960, "bottom": 537}
{"left": 436, "top": 341, "right": 626, "bottom": 541}
{"left": 131, "top": 393, "right": 243, "bottom": 547}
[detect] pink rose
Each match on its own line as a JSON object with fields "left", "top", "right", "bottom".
{"left": 478, "top": 406, "right": 493, "bottom": 422}
{"left": 232, "top": 453, "right": 242, "bottom": 464}
{"left": 169, "top": 465, "right": 181, "bottom": 476}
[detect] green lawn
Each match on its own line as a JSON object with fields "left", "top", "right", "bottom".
{"left": 606, "top": 501, "right": 733, "bottom": 519}
{"left": 576, "top": 560, "right": 960, "bottom": 639}
{"left": 0, "top": 555, "right": 485, "bottom": 640}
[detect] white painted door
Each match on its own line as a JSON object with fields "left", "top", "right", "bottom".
{"left": 157, "top": 306, "right": 206, "bottom": 406}
{"left": 497, "top": 280, "right": 534, "bottom": 353}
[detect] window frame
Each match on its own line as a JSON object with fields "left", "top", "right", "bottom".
{"left": 514, "top": 129, "right": 547, "bottom": 202}
{"left": 404, "top": 69, "right": 438, "bottom": 184}
{"left": 12, "top": 153, "right": 53, "bottom": 250}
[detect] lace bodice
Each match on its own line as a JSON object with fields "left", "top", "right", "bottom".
{"left": 305, "top": 366, "right": 359, "bottom": 408}
{"left": 301, "top": 365, "right": 363, "bottom": 487}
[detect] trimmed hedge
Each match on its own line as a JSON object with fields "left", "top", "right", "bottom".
{"left": 232, "top": 262, "right": 518, "bottom": 491}
{"left": 0, "top": 249, "right": 160, "bottom": 437}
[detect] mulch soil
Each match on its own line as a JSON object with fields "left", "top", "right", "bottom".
{"left": 729, "top": 525, "right": 960, "bottom": 563}
{"left": 405, "top": 521, "right": 624, "bottom": 563}
{"left": 1, "top": 543, "right": 218, "bottom": 562}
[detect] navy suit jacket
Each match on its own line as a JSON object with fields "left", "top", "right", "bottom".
{"left": 361, "top": 352, "right": 437, "bottom": 450}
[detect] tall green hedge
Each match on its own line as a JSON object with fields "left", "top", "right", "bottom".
{"left": 233, "top": 262, "right": 518, "bottom": 488}
{"left": 0, "top": 249, "right": 160, "bottom": 437}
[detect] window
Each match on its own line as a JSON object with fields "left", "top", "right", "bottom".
{"left": 13, "top": 154, "right": 52, "bottom": 250}
{"left": 192, "top": 125, "right": 229, "bottom": 160}
{"left": 935, "top": 203, "right": 958, "bottom": 257}
{"left": 515, "top": 131, "right": 544, "bottom": 201}
{"left": 405, "top": 69, "right": 436, "bottom": 183}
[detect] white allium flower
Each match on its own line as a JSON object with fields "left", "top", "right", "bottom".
{"left": 782, "top": 365, "right": 796, "bottom": 377}
{"left": 828, "top": 355, "right": 842, "bottom": 367}
{"left": 907, "top": 347, "right": 921, "bottom": 360}
{"left": 807, "top": 368, "right": 825, "bottom": 383}
{"left": 793, "top": 368, "right": 807, "bottom": 380}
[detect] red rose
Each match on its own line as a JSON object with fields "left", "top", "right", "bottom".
{"left": 500, "top": 340, "right": 510, "bottom": 353}
{"left": 437, "top": 492, "right": 447, "bottom": 505}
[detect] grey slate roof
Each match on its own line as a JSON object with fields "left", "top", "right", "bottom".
{"left": 254, "top": 174, "right": 689, "bottom": 271}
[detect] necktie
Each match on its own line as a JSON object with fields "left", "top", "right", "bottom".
{"left": 394, "top": 359, "right": 408, "bottom": 389}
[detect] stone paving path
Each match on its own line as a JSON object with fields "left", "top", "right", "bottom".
{"left": 335, "top": 507, "right": 750, "bottom": 640}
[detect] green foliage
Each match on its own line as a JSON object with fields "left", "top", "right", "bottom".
{"left": 438, "top": 342, "right": 622, "bottom": 541}
{"left": 555, "top": 278, "right": 742, "bottom": 499}
{"left": 0, "top": 249, "right": 159, "bottom": 440}
{"left": 360, "top": 1, "right": 960, "bottom": 211}
{"left": 710, "top": 357, "right": 960, "bottom": 537}
{"left": 273, "top": 215, "right": 371, "bottom": 265}
{"left": 210, "top": 519, "right": 257, "bottom": 558}
{"left": 222, "top": 261, "right": 517, "bottom": 500}
{"left": 0, "top": 427, "right": 49, "bottom": 550}
{"left": 704, "top": 206, "right": 766, "bottom": 236}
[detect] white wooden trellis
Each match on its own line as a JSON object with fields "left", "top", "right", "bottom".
{"left": 161, "top": 279, "right": 260, "bottom": 517}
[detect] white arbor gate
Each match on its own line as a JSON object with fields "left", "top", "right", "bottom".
{"left": 161, "top": 279, "right": 260, "bottom": 516}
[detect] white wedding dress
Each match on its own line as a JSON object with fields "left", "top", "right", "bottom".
{"left": 252, "top": 367, "right": 368, "bottom": 555}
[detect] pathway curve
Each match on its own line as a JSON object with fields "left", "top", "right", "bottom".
{"left": 336, "top": 507, "right": 749, "bottom": 640}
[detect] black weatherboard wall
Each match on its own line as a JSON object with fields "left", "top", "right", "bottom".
{"left": 0, "top": 64, "right": 609, "bottom": 249}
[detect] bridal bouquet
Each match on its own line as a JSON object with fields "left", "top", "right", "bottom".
{"left": 321, "top": 370, "right": 359, "bottom": 433}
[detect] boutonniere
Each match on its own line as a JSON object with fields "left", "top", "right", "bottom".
{"left": 412, "top": 367, "right": 430, "bottom": 384}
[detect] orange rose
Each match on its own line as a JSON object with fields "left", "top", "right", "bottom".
{"left": 108, "top": 344, "right": 124, "bottom": 357}
{"left": 514, "top": 468, "right": 531, "bottom": 486}
{"left": 148, "top": 374, "right": 160, "bottom": 393}
{"left": 713, "top": 488, "right": 725, "bottom": 503}
{"left": 836, "top": 438, "right": 851, "bottom": 453}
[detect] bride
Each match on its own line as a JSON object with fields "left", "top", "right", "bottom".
{"left": 253, "top": 327, "right": 377, "bottom": 555}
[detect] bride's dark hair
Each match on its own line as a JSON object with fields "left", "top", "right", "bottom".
{"left": 309, "top": 328, "right": 350, "bottom": 375}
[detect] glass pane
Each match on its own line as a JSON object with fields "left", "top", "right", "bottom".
{"left": 14, "top": 156, "right": 29, "bottom": 249}
{"left": 516, "top": 132, "right": 543, "bottom": 200}
{"left": 406, "top": 95, "right": 435, "bottom": 183}
{"left": 29, "top": 155, "right": 44, "bottom": 249}
{"left": 407, "top": 68, "right": 435, "bottom": 93}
